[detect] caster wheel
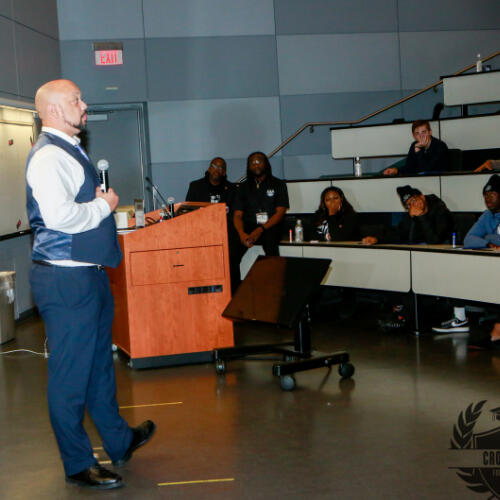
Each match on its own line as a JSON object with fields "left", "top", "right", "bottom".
{"left": 280, "top": 375, "right": 296, "bottom": 391}
{"left": 215, "top": 359, "right": 226, "bottom": 375}
{"left": 338, "top": 363, "right": 355, "bottom": 379}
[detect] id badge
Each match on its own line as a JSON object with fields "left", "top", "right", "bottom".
{"left": 256, "top": 212, "right": 268, "bottom": 224}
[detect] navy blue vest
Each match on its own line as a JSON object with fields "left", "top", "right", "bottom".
{"left": 26, "top": 132, "right": 122, "bottom": 268}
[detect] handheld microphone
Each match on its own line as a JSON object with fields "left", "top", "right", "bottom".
{"left": 97, "top": 159, "right": 109, "bottom": 192}
{"left": 167, "top": 196, "right": 175, "bottom": 218}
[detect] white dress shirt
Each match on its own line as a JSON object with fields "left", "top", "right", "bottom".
{"left": 27, "top": 127, "right": 111, "bottom": 266}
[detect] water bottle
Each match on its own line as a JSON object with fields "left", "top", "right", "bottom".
{"left": 354, "top": 157, "right": 362, "bottom": 177}
{"left": 476, "top": 54, "right": 482, "bottom": 72}
{"left": 294, "top": 219, "right": 304, "bottom": 243}
{"left": 452, "top": 232, "right": 456, "bottom": 248}
{"left": 134, "top": 198, "right": 145, "bottom": 228}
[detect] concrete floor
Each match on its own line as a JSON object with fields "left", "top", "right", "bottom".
{"left": 1, "top": 308, "right": 499, "bottom": 499}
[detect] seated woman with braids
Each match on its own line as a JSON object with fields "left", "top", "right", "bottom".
{"left": 313, "top": 186, "right": 359, "bottom": 241}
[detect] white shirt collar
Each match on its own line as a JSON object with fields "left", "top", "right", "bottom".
{"left": 41, "top": 126, "right": 81, "bottom": 146}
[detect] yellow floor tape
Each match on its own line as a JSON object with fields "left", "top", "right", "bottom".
{"left": 158, "top": 478, "right": 235, "bottom": 487}
{"left": 119, "top": 401, "right": 183, "bottom": 409}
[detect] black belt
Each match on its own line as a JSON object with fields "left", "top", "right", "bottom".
{"left": 33, "top": 260, "right": 104, "bottom": 271}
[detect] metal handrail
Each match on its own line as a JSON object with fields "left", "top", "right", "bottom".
{"left": 268, "top": 49, "right": 500, "bottom": 158}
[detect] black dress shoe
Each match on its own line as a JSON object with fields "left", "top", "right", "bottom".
{"left": 113, "top": 420, "right": 156, "bottom": 467}
{"left": 66, "top": 464, "right": 123, "bottom": 489}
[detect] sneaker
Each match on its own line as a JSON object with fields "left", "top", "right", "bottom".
{"left": 378, "top": 314, "right": 407, "bottom": 332}
{"left": 432, "top": 317, "right": 469, "bottom": 334}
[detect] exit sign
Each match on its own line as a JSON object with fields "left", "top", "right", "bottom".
{"left": 93, "top": 42, "right": 124, "bottom": 66}
{"left": 95, "top": 49, "right": 123, "bottom": 66}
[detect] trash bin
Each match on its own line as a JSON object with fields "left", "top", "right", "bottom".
{"left": 0, "top": 271, "right": 15, "bottom": 344}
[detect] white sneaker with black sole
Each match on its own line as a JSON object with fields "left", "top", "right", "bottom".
{"left": 432, "top": 317, "right": 470, "bottom": 333}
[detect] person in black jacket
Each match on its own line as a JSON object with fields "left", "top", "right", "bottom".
{"left": 185, "top": 157, "right": 236, "bottom": 206}
{"left": 185, "top": 157, "right": 241, "bottom": 293}
{"left": 362, "top": 185, "right": 454, "bottom": 245}
{"left": 383, "top": 120, "right": 450, "bottom": 176}
{"left": 363, "top": 185, "right": 454, "bottom": 331}
{"left": 313, "top": 186, "right": 359, "bottom": 241}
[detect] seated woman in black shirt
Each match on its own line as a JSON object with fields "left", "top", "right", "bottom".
{"left": 313, "top": 186, "right": 359, "bottom": 241}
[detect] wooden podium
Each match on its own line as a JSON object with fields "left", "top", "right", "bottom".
{"left": 107, "top": 203, "right": 234, "bottom": 368}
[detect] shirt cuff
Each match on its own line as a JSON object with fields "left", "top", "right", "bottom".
{"left": 95, "top": 197, "right": 111, "bottom": 218}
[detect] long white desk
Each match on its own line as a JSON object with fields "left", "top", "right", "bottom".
{"left": 287, "top": 172, "right": 492, "bottom": 214}
{"left": 241, "top": 242, "right": 500, "bottom": 305}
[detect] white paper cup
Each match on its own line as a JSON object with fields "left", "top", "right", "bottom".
{"left": 114, "top": 212, "right": 128, "bottom": 229}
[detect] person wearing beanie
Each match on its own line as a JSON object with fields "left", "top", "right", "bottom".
{"left": 463, "top": 174, "right": 500, "bottom": 250}
{"left": 460, "top": 174, "right": 500, "bottom": 351}
{"left": 362, "top": 185, "right": 454, "bottom": 246}
{"left": 363, "top": 185, "right": 454, "bottom": 332}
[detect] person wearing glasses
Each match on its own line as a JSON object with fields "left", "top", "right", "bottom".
{"left": 186, "top": 157, "right": 236, "bottom": 206}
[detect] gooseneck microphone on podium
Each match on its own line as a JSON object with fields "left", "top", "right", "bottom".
{"left": 97, "top": 159, "right": 109, "bottom": 192}
{"left": 167, "top": 197, "right": 175, "bottom": 218}
{"left": 145, "top": 176, "right": 170, "bottom": 210}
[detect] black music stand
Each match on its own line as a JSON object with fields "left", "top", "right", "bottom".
{"left": 213, "top": 256, "right": 354, "bottom": 390}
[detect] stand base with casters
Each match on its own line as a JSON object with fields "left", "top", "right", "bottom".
{"left": 213, "top": 318, "right": 355, "bottom": 391}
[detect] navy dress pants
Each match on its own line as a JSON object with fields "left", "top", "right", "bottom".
{"left": 30, "top": 263, "right": 133, "bottom": 476}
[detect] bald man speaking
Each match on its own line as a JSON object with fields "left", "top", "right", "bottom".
{"left": 26, "top": 80, "right": 155, "bottom": 489}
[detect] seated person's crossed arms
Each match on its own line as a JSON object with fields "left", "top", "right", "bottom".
{"left": 362, "top": 185, "right": 454, "bottom": 246}
{"left": 383, "top": 120, "right": 450, "bottom": 176}
{"left": 313, "top": 187, "right": 359, "bottom": 242}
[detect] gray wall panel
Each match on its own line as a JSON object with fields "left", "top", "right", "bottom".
{"left": 399, "top": 0, "right": 500, "bottom": 32}
{"left": 401, "top": 87, "right": 461, "bottom": 122}
{"left": 280, "top": 91, "right": 403, "bottom": 156}
{"left": 143, "top": 0, "right": 275, "bottom": 38}
{"left": 13, "top": 0, "right": 58, "bottom": 38}
{"left": 57, "top": 0, "right": 143, "bottom": 40}
{"left": 146, "top": 36, "right": 279, "bottom": 101}
{"left": 277, "top": 33, "right": 401, "bottom": 95}
{"left": 15, "top": 24, "right": 60, "bottom": 98}
{"left": 60, "top": 40, "right": 147, "bottom": 104}
{"left": 0, "top": 17, "right": 18, "bottom": 95}
{"left": 148, "top": 97, "right": 282, "bottom": 163}
{"left": 275, "top": 0, "right": 397, "bottom": 35}
{"left": 400, "top": 30, "right": 500, "bottom": 90}
{"left": 0, "top": 0, "right": 11, "bottom": 18}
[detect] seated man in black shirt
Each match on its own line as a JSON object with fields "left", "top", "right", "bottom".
{"left": 185, "top": 157, "right": 240, "bottom": 292}
{"left": 186, "top": 157, "right": 235, "bottom": 205}
{"left": 383, "top": 120, "right": 450, "bottom": 176}
{"left": 233, "top": 151, "right": 289, "bottom": 268}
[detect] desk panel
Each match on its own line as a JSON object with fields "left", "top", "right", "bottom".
{"left": 287, "top": 181, "right": 331, "bottom": 213}
{"left": 440, "top": 173, "right": 491, "bottom": 212}
{"left": 411, "top": 251, "right": 500, "bottom": 304}
{"left": 303, "top": 245, "right": 411, "bottom": 292}
{"left": 440, "top": 115, "right": 500, "bottom": 151}
{"left": 331, "top": 176, "right": 440, "bottom": 213}
{"left": 443, "top": 71, "right": 500, "bottom": 106}
{"left": 331, "top": 121, "right": 438, "bottom": 159}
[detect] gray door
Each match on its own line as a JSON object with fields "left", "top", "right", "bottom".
{"left": 83, "top": 105, "right": 149, "bottom": 208}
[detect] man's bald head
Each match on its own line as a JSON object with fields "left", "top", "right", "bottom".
{"left": 35, "top": 79, "right": 87, "bottom": 136}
